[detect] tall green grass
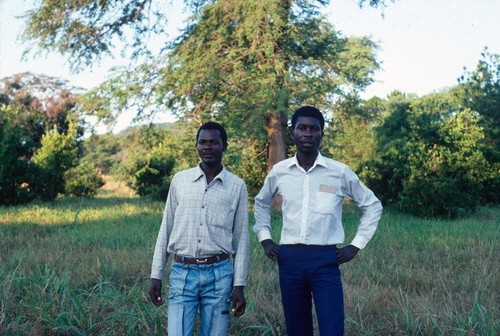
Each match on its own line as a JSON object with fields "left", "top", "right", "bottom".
{"left": 0, "top": 179, "right": 498, "bottom": 335}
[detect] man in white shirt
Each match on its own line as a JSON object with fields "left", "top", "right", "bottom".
{"left": 253, "top": 106, "right": 382, "bottom": 336}
{"left": 148, "top": 121, "right": 249, "bottom": 336}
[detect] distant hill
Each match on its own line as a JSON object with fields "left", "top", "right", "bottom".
{"left": 115, "top": 121, "right": 176, "bottom": 136}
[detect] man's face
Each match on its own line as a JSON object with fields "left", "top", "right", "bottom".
{"left": 196, "top": 129, "right": 226, "bottom": 166}
{"left": 291, "top": 116, "right": 323, "bottom": 154}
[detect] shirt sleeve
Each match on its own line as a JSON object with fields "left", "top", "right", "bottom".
{"left": 232, "top": 182, "right": 250, "bottom": 287}
{"left": 150, "top": 176, "right": 177, "bottom": 280}
{"left": 253, "top": 170, "right": 278, "bottom": 242}
{"left": 340, "top": 167, "right": 383, "bottom": 249}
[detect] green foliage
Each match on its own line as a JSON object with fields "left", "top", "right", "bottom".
{"left": 22, "top": 1, "right": 381, "bottom": 169}
{"left": 359, "top": 92, "right": 413, "bottom": 204}
{"left": 64, "top": 162, "right": 105, "bottom": 198}
{"left": 324, "top": 95, "right": 384, "bottom": 169}
{"left": 0, "top": 73, "right": 90, "bottom": 204}
{"left": 128, "top": 153, "right": 175, "bottom": 201}
{"left": 117, "top": 126, "right": 179, "bottom": 200}
{"left": 456, "top": 49, "right": 500, "bottom": 204}
{"left": 0, "top": 73, "right": 83, "bottom": 149}
{"left": 361, "top": 92, "right": 492, "bottom": 218}
{"left": 23, "top": 0, "right": 169, "bottom": 70}
{"left": 80, "top": 133, "right": 122, "bottom": 174}
{"left": 0, "top": 107, "right": 38, "bottom": 205}
{"left": 32, "top": 120, "right": 79, "bottom": 201}
{"left": 223, "top": 137, "right": 268, "bottom": 197}
{"left": 399, "top": 109, "right": 489, "bottom": 217}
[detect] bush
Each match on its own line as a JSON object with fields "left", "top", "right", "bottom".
{"left": 31, "top": 122, "right": 78, "bottom": 202}
{"left": 128, "top": 154, "right": 175, "bottom": 201}
{"left": 0, "top": 109, "right": 37, "bottom": 205}
{"left": 64, "top": 163, "right": 105, "bottom": 198}
{"left": 361, "top": 93, "right": 491, "bottom": 218}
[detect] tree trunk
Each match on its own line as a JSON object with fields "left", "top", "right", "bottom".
{"left": 266, "top": 110, "right": 288, "bottom": 210}
{"left": 266, "top": 110, "right": 288, "bottom": 171}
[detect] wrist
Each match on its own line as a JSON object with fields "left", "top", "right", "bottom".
{"left": 261, "top": 239, "right": 273, "bottom": 248}
{"left": 233, "top": 286, "right": 245, "bottom": 293}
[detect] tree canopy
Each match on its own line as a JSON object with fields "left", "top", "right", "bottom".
{"left": 22, "top": 0, "right": 385, "bottom": 170}
{"left": 0, "top": 73, "right": 104, "bottom": 204}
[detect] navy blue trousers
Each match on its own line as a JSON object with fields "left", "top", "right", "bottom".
{"left": 278, "top": 245, "right": 344, "bottom": 336}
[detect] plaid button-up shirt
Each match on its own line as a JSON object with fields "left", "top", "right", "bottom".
{"left": 151, "top": 165, "right": 249, "bottom": 286}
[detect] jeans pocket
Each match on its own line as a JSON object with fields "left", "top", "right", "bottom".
{"left": 168, "top": 263, "right": 189, "bottom": 298}
{"left": 213, "top": 260, "right": 234, "bottom": 295}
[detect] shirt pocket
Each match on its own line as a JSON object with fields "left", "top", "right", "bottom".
{"left": 315, "top": 191, "right": 336, "bottom": 214}
{"left": 210, "top": 205, "right": 234, "bottom": 234}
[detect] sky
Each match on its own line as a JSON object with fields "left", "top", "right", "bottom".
{"left": 1, "top": 0, "right": 500, "bottom": 132}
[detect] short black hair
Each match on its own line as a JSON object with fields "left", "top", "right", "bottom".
{"left": 196, "top": 121, "right": 228, "bottom": 145}
{"left": 291, "top": 106, "right": 325, "bottom": 131}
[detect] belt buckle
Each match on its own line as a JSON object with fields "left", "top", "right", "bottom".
{"left": 196, "top": 258, "right": 208, "bottom": 264}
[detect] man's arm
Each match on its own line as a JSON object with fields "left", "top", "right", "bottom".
{"left": 148, "top": 278, "right": 163, "bottom": 306}
{"left": 253, "top": 171, "right": 278, "bottom": 246}
{"left": 148, "top": 177, "right": 177, "bottom": 305}
{"left": 232, "top": 182, "right": 250, "bottom": 287}
{"left": 230, "top": 182, "right": 249, "bottom": 317}
{"left": 336, "top": 245, "right": 359, "bottom": 264}
{"left": 231, "top": 286, "right": 246, "bottom": 317}
{"left": 341, "top": 168, "right": 383, "bottom": 252}
{"left": 261, "top": 239, "right": 280, "bottom": 263}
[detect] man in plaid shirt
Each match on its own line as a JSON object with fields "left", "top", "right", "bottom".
{"left": 148, "top": 121, "right": 249, "bottom": 336}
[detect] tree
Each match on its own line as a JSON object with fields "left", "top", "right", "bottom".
{"left": 0, "top": 73, "right": 84, "bottom": 151}
{"left": 456, "top": 50, "right": 500, "bottom": 204}
{"left": 361, "top": 91, "right": 491, "bottom": 218}
{"left": 64, "top": 162, "right": 105, "bottom": 198}
{"left": 31, "top": 120, "right": 79, "bottom": 201}
{"left": 324, "top": 95, "right": 385, "bottom": 170}
{"left": 0, "top": 73, "right": 90, "bottom": 204}
{"left": 22, "top": 0, "right": 385, "bottom": 171}
{"left": 359, "top": 91, "right": 415, "bottom": 205}
{"left": 118, "top": 125, "right": 178, "bottom": 200}
{"left": 0, "top": 106, "right": 38, "bottom": 205}
{"left": 80, "top": 133, "right": 122, "bottom": 175}
{"left": 458, "top": 49, "right": 500, "bottom": 142}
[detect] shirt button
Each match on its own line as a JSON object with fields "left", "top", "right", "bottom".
{"left": 198, "top": 240, "right": 201, "bottom": 243}
{"left": 202, "top": 205, "right": 205, "bottom": 209}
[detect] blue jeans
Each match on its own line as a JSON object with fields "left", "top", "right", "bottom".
{"left": 167, "top": 258, "right": 233, "bottom": 336}
{"left": 278, "top": 245, "right": 344, "bottom": 336}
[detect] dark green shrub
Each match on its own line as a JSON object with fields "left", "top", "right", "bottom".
{"left": 128, "top": 155, "right": 175, "bottom": 201}
{"left": 64, "top": 163, "right": 105, "bottom": 198}
{"left": 0, "top": 108, "right": 37, "bottom": 205}
{"left": 31, "top": 121, "right": 78, "bottom": 201}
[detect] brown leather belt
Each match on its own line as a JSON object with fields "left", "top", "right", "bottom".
{"left": 174, "top": 254, "right": 229, "bottom": 265}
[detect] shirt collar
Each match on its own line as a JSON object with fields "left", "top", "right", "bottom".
{"left": 287, "top": 151, "right": 328, "bottom": 170}
{"left": 193, "top": 164, "right": 226, "bottom": 184}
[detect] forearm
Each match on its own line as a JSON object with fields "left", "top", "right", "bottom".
{"left": 351, "top": 201, "right": 382, "bottom": 249}
{"left": 151, "top": 200, "right": 174, "bottom": 279}
{"left": 232, "top": 185, "right": 250, "bottom": 286}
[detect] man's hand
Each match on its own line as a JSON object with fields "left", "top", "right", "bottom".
{"left": 148, "top": 278, "right": 164, "bottom": 306}
{"left": 231, "top": 286, "right": 246, "bottom": 317}
{"left": 261, "top": 239, "right": 280, "bottom": 263}
{"left": 336, "top": 245, "right": 360, "bottom": 264}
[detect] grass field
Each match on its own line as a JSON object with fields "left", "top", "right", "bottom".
{"left": 0, "top": 178, "right": 498, "bottom": 335}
